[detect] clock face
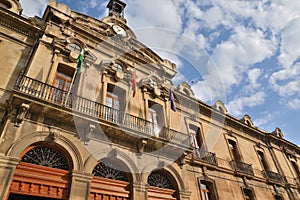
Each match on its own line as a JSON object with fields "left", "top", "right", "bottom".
{"left": 112, "top": 25, "right": 127, "bottom": 37}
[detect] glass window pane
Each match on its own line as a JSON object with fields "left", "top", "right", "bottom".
{"left": 114, "top": 99, "right": 119, "bottom": 110}
{"left": 106, "top": 96, "right": 113, "bottom": 107}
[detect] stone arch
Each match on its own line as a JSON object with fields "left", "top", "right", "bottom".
{"left": 0, "top": 0, "right": 22, "bottom": 15}
{"left": 213, "top": 100, "right": 228, "bottom": 114}
{"left": 7, "top": 131, "right": 84, "bottom": 171}
{"left": 84, "top": 147, "right": 140, "bottom": 183}
{"left": 141, "top": 161, "right": 185, "bottom": 191}
{"left": 241, "top": 114, "right": 254, "bottom": 127}
{"left": 177, "top": 82, "right": 195, "bottom": 97}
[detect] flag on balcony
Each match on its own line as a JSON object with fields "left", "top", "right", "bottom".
{"left": 131, "top": 70, "right": 136, "bottom": 97}
{"left": 169, "top": 88, "right": 176, "bottom": 112}
{"left": 76, "top": 48, "right": 84, "bottom": 73}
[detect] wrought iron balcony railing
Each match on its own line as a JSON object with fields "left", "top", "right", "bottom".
{"left": 264, "top": 170, "right": 283, "bottom": 183}
{"left": 230, "top": 160, "right": 254, "bottom": 176}
{"left": 14, "top": 76, "right": 190, "bottom": 147}
{"left": 193, "top": 149, "right": 218, "bottom": 166}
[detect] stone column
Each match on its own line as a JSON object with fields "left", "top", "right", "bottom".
{"left": 0, "top": 155, "right": 20, "bottom": 200}
{"left": 68, "top": 170, "right": 93, "bottom": 200}
{"left": 132, "top": 182, "right": 148, "bottom": 200}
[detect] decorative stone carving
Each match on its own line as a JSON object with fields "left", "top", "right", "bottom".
{"left": 137, "top": 139, "right": 147, "bottom": 153}
{"left": 241, "top": 114, "right": 254, "bottom": 127}
{"left": 85, "top": 124, "right": 95, "bottom": 144}
{"left": 49, "top": 131, "right": 59, "bottom": 142}
{"left": 14, "top": 103, "right": 29, "bottom": 127}
{"left": 213, "top": 100, "right": 228, "bottom": 114}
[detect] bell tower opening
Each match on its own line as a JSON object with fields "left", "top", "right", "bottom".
{"left": 106, "top": 0, "right": 126, "bottom": 18}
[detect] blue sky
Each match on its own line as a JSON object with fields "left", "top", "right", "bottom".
{"left": 20, "top": 0, "right": 300, "bottom": 146}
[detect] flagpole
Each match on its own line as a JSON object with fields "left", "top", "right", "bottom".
{"left": 167, "top": 99, "right": 171, "bottom": 128}
{"left": 122, "top": 83, "right": 131, "bottom": 124}
{"left": 64, "top": 48, "right": 84, "bottom": 107}
{"left": 63, "top": 70, "right": 77, "bottom": 107}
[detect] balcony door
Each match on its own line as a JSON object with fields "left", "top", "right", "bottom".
{"left": 106, "top": 92, "right": 120, "bottom": 123}
{"left": 228, "top": 139, "right": 241, "bottom": 161}
{"left": 53, "top": 64, "right": 74, "bottom": 106}
{"left": 149, "top": 108, "right": 159, "bottom": 137}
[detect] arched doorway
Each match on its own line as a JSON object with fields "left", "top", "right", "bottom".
{"left": 147, "top": 170, "right": 178, "bottom": 200}
{"left": 90, "top": 158, "right": 132, "bottom": 200}
{"left": 7, "top": 143, "right": 72, "bottom": 200}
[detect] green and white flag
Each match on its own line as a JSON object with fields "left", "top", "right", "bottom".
{"left": 76, "top": 48, "right": 84, "bottom": 73}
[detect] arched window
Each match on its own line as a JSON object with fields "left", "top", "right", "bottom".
{"left": 90, "top": 158, "right": 131, "bottom": 200}
{"left": 8, "top": 144, "right": 72, "bottom": 200}
{"left": 147, "top": 170, "right": 178, "bottom": 200}
{"left": 92, "top": 160, "right": 129, "bottom": 182}
{"left": 148, "top": 171, "right": 174, "bottom": 189}
{"left": 22, "top": 145, "right": 70, "bottom": 170}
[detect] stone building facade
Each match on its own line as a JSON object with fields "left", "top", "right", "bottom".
{"left": 0, "top": 0, "right": 300, "bottom": 199}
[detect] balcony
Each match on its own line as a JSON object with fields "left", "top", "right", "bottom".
{"left": 13, "top": 76, "right": 190, "bottom": 148}
{"left": 193, "top": 149, "right": 218, "bottom": 166}
{"left": 230, "top": 160, "right": 254, "bottom": 176}
{"left": 264, "top": 170, "right": 283, "bottom": 183}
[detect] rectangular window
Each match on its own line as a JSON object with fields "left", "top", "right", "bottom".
{"left": 105, "top": 84, "right": 125, "bottom": 123}
{"left": 275, "top": 195, "right": 283, "bottom": 200}
{"left": 201, "top": 183, "right": 210, "bottom": 200}
{"left": 243, "top": 188, "right": 255, "bottom": 200}
{"left": 228, "top": 139, "right": 241, "bottom": 161}
{"left": 257, "top": 151, "right": 269, "bottom": 171}
{"left": 199, "top": 180, "right": 217, "bottom": 200}
{"left": 228, "top": 140, "right": 241, "bottom": 161}
{"left": 106, "top": 92, "right": 119, "bottom": 123}
{"left": 189, "top": 124, "right": 203, "bottom": 157}
{"left": 148, "top": 101, "right": 164, "bottom": 137}
{"left": 149, "top": 107, "right": 159, "bottom": 137}
{"left": 291, "top": 160, "right": 300, "bottom": 178}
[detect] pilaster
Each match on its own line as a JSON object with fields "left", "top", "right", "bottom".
{"left": 68, "top": 170, "right": 93, "bottom": 200}
{"left": 0, "top": 155, "right": 20, "bottom": 200}
{"left": 132, "top": 182, "right": 148, "bottom": 200}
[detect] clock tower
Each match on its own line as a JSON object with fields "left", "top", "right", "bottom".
{"left": 106, "top": 0, "right": 126, "bottom": 19}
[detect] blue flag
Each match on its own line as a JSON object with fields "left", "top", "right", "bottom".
{"left": 169, "top": 88, "right": 176, "bottom": 112}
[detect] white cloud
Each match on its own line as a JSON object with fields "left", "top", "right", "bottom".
{"left": 269, "top": 63, "right": 300, "bottom": 97}
{"left": 247, "top": 68, "right": 263, "bottom": 91}
{"left": 209, "top": 26, "right": 276, "bottom": 97}
{"left": 20, "top": 0, "right": 48, "bottom": 17}
{"left": 287, "top": 99, "right": 300, "bottom": 110}
{"left": 227, "top": 91, "right": 266, "bottom": 116}
{"left": 253, "top": 111, "right": 279, "bottom": 131}
{"left": 278, "top": 17, "right": 300, "bottom": 68}
{"left": 172, "top": 72, "right": 186, "bottom": 86}
{"left": 127, "top": 0, "right": 182, "bottom": 31}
